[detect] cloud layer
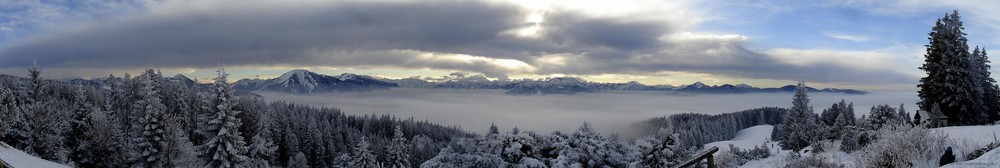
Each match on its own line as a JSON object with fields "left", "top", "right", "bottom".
{"left": 0, "top": 0, "right": 925, "bottom": 86}
{"left": 258, "top": 88, "right": 918, "bottom": 134}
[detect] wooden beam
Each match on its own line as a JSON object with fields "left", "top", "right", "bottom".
{"left": 674, "top": 146, "right": 720, "bottom": 168}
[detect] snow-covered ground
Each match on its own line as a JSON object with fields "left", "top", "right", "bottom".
{"left": 0, "top": 143, "right": 69, "bottom": 168}
{"left": 704, "top": 125, "right": 775, "bottom": 153}
{"left": 708, "top": 125, "right": 1000, "bottom": 167}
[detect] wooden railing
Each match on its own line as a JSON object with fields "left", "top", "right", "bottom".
{"left": 674, "top": 146, "right": 719, "bottom": 168}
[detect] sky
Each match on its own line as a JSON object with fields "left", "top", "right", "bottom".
{"left": 1, "top": 0, "right": 1000, "bottom": 91}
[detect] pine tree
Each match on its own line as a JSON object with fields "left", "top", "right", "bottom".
{"left": 778, "top": 81, "right": 818, "bottom": 152}
{"left": 349, "top": 136, "right": 379, "bottom": 167}
{"left": 489, "top": 123, "right": 499, "bottom": 135}
{"left": 897, "top": 104, "right": 910, "bottom": 125}
{"left": 868, "top": 104, "right": 899, "bottom": 130}
{"left": 913, "top": 111, "right": 922, "bottom": 126}
{"left": 198, "top": 65, "right": 249, "bottom": 168}
{"left": 248, "top": 112, "right": 278, "bottom": 168}
{"left": 89, "top": 109, "right": 126, "bottom": 167}
{"left": 972, "top": 47, "right": 1000, "bottom": 122}
{"left": 25, "top": 60, "right": 61, "bottom": 160}
{"left": 68, "top": 85, "right": 97, "bottom": 167}
{"left": 288, "top": 152, "right": 309, "bottom": 168}
{"left": 385, "top": 125, "right": 411, "bottom": 168}
{"left": 0, "top": 87, "right": 16, "bottom": 140}
{"left": 161, "top": 116, "right": 200, "bottom": 168}
{"left": 132, "top": 69, "right": 170, "bottom": 168}
{"left": 918, "top": 10, "right": 984, "bottom": 125}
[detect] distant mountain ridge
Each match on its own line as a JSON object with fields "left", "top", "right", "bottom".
{"left": 222, "top": 69, "right": 868, "bottom": 95}
{"left": 232, "top": 69, "right": 398, "bottom": 94}
{"left": 53, "top": 69, "right": 864, "bottom": 95}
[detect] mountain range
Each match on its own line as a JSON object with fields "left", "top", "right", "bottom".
{"left": 232, "top": 69, "right": 398, "bottom": 94}
{"left": 57, "top": 69, "right": 868, "bottom": 95}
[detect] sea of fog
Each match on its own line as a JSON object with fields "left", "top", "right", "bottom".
{"left": 257, "top": 88, "right": 917, "bottom": 134}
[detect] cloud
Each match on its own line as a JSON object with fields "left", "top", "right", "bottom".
{"left": 258, "top": 88, "right": 918, "bottom": 134}
{"left": 825, "top": 32, "right": 874, "bottom": 42}
{"left": 0, "top": 0, "right": 922, "bottom": 88}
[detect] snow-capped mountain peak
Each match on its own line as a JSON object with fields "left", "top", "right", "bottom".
{"left": 275, "top": 69, "right": 320, "bottom": 91}
{"left": 546, "top": 77, "right": 586, "bottom": 86}
{"left": 337, "top": 73, "right": 361, "bottom": 81}
{"left": 234, "top": 69, "right": 398, "bottom": 94}
{"left": 687, "top": 82, "right": 707, "bottom": 89}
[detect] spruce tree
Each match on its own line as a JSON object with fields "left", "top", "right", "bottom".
{"left": 0, "top": 88, "right": 16, "bottom": 141}
{"left": 198, "top": 65, "right": 249, "bottom": 168}
{"left": 489, "top": 123, "right": 499, "bottom": 135}
{"left": 972, "top": 47, "right": 1000, "bottom": 121}
{"left": 385, "top": 125, "right": 412, "bottom": 168}
{"left": 779, "top": 81, "right": 818, "bottom": 152}
{"left": 918, "top": 10, "right": 983, "bottom": 125}
{"left": 897, "top": 104, "right": 910, "bottom": 125}
{"left": 68, "top": 86, "right": 97, "bottom": 167}
{"left": 26, "top": 60, "right": 61, "bottom": 160}
{"left": 349, "top": 136, "right": 379, "bottom": 167}
{"left": 248, "top": 112, "right": 277, "bottom": 168}
{"left": 133, "top": 69, "right": 170, "bottom": 168}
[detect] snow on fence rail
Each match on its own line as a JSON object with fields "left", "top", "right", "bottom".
{"left": 675, "top": 146, "right": 720, "bottom": 168}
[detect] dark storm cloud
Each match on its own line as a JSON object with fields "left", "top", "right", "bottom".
{"left": 0, "top": 0, "right": 526, "bottom": 68}
{"left": 0, "top": 0, "right": 919, "bottom": 85}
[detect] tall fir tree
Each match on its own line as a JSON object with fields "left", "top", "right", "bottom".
{"left": 198, "top": 65, "right": 249, "bottom": 168}
{"left": 489, "top": 123, "right": 499, "bottom": 135}
{"left": 132, "top": 69, "right": 171, "bottom": 168}
{"left": 385, "top": 125, "right": 412, "bottom": 168}
{"left": 972, "top": 47, "right": 1000, "bottom": 121}
{"left": 0, "top": 87, "right": 16, "bottom": 141}
{"left": 68, "top": 86, "right": 97, "bottom": 167}
{"left": 348, "top": 136, "right": 379, "bottom": 167}
{"left": 779, "top": 81, "right": 818, "bottom": 151}
{"left": 26, "top": 60, "right": 62, "bottom": 160}
{"left": 918, "top": 10, "right": 986, "bottom": 125}
{"left": 248, "top": 110, "right": 277, "bottom": 168}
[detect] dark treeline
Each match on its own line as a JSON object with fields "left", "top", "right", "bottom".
{"left": 635, "top": 107, "right": 786, "bottom": 147}
{"left": 0, "top": 65, "right": 473, "bottom": 167}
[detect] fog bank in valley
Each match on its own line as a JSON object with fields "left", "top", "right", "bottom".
{"left": 257, "top": 88, "right": 917, "bottom": 134}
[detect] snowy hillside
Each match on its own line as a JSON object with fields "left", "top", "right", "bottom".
{"left": 944, "top": 147, "right": 1000, "bottom": 167}
{"left": 715, "top": 125, "right": 1000, "bottom": 167}
{"left": 0, "top": 143, "right": 69, "bottom": 168}
{"left": 704, "top": 125, "right": 774, "bottom": 153}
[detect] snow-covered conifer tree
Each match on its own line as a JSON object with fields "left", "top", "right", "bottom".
{"left": 489, "top": 123, "right": 499, "bottom": 135}
{"left": 68, "top": 86, "right": 97, "bottom": 166}
{"left": 349, "top": 136, "right": 379, "bottom": 167}
{"left": 88, "top": 109, "right": 125, "bottom": 167}
{"left": 198, "top": 65, "right": 249, "bottom": 168}
{"left": 248, "top": 111, "right": 277, "bottom": 168}
{"left": 918, "top": 11, "right": 984, "bottom": 125}
{"left": 971, "top": 47, "right": 1000, "bottom": 121}
{"left": 778, "top": 81, "right": 818, "bottom": 152}
{"left": 632, "top": 129, "right": 684, "bottom": 168}
{"left": 385, "top": 125, "right": 411, "bottom": 168}
{"left": 868, "top": 104, "right": 900, "bottom": 130}
{"left": 25, "top": 60, "right": 62, "bottom": 160}
{"left": 132, "top": 69, "right": 171, "bottom": 168}
{"left": 0, "top": 87, "right": 16, "bottom": 140}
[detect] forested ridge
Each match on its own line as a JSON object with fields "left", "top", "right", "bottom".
{"left": 0, "top": 66, "right": 472, "bottom": 167}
